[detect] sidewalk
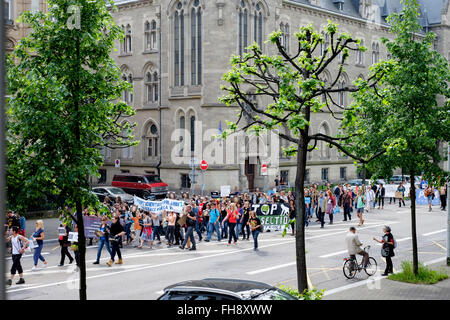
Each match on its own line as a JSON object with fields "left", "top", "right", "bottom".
{"left": 324, "top": 263, "right": 450, "bottom": 300}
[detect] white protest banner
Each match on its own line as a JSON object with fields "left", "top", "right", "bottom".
{"left": 220, "top": 185, "right": 231, "bottom": 197}
{"left": 384, "top": 184, "right": 397, "bottom": 198}
{"left": 133, "top": 196, "right": 184, "bottom": 214}
{"left": 68, "top": 232, "right": 78, "bottom": 242}
{"left": 58, "top": 227, "right": 66, "bottom": 236}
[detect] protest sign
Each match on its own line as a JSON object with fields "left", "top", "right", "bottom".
{"left": 58, "top": 227, "right": 66, "bottom": 236}
{"left": 68, "top": 232, "right": 78, "bottom": 242}
{"left": 251, "top": 202, "right": 290, "bottom": 232}
{"left": 83, "top": 215, "right": 103, "bottom": 238}
{"left": 220, "top": 185, "right": 231, "bottom": 197}
{"left": 133, "top": 196, "right": 184, "bottom": 214}
{"left": 415, "top": 189, "right": 440, "bottom": 205}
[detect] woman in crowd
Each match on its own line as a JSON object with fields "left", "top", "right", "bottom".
{"left": 220, "top": 203, "right": 228, "bottom": 239}
{"left": 356, "top": 189, "right": 366, "bottom": 226}
{"left": 365, "top": 186, "right": 375, "bottom": 213}
{"left": 289, "top": 199, "right": 296, "bottom": 235}
{"left": 93, "top": 215, "right": 111, "bottom": 265}
{"left": 58, "top": 222, "right": 74, "bottom": 266}
{"left": 106, "top": 215, "right": 125, "bottom": 266}
{"left": 304, "top": 190, "right": 311, "bottom": 227}
{"left": 326, "top": 190, "right": 335, "bottom": 225}
{"left": 241, "top": 201, "right": 251, "bottom": 240}
{"left": 31, "top": 220, "right": 48, "bottom": 270}
{"left": 373, "top": 226, "right": 395, "bottom": 276}
{"left": 222, "top": 203, "right": 238, "bottom": 245}
{"left": 235, "top": 202, "right": 243, "bottom": 239}
{"left": 397, "top": 183, "right": 406, "bottom": 208}
{"left": 248, "top": 211, "right": 262, "bottom": 251}
{"left": 7, "top": 226, "right": 29, "bottom": 285}
{"left": 138, "top": 211, "right": 153, "bottom": 249}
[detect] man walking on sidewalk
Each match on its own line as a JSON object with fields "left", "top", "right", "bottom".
{"left": 180, "top": 205, "right": 197, "bottom": 251}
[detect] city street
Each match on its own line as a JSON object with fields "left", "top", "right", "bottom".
{"left": 5, "top": 202, "right": 449, "bottom": 300}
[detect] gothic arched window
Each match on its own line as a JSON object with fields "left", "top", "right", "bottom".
{"left": 174, "top": 2, "right": 185, "bottom": 86}
{"left": 254, "top": 3, "right": 263, "bottom": 49}
{"left": 238, "top": 1, "right": 248, "bottom": 56}
{"left": 191, "top": 0, "right": 202, "bottom": 85}
{"left": 145, "top": 123, "right": 159, "bottom": 158}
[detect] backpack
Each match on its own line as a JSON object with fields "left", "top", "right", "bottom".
{"left": 393, "top": 237, "right": 397, "bottom": 249}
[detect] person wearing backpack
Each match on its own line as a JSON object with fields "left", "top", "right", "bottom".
{"left": 373, "top": 226, "right": 395, "bottom": 276}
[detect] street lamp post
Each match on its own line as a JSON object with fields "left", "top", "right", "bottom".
{"left": 447, "top": 144, "right": 449, "bottom": 266}
{"left": 0, "top": 0, "right": 7, "bottom": 300}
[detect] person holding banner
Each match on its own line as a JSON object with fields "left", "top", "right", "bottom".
{"left": 31, "top": 220, "right": 47, "bottom": 271}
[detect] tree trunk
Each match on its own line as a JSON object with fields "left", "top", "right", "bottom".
{"left": 362, "top": 164, "right": 366, "bottom": 190}
{"left": 409, "top": 168, "right": 419, "bottom": 276}
{"left": 294, "top": 136, "right": 308, "bottom": 293}
{"left": 76, "top": 200, "right": 87, "bottom": 300}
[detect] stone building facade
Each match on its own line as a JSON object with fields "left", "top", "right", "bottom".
{"left": 96, "top": 0, "right": 449, "bottom": 193}
{"left": 4, "top": 0, "right": 48, "bottom": 53}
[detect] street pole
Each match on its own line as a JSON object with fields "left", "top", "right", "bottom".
{"left": 447, "top": 143, "right": 449, "bottom": 266}
{"left": 0, "top": 0, "right": 7, "bottom": 300}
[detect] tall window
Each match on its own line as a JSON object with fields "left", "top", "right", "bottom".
{"left": 145, "top": 71, "right": 158, "bottom": 103}
{"left": 340, "top": 167, "right": 347, "bottom": 181}
{"left": 254, "top": 3, "right": 263, "bottom": 49}
{"left": 5, "top": 0, "right": 11, "bottom": 20}
{"left": 121, "top": 127, "right": 133, "bottom": 159}
{"left": 322, "top": 168, "right": 329, "bottom": 181}
{"left": 191, "top": 0, "right": 202, "bottom": 85}
{"left": 122, "top": 24, "right": 132, "bottom": 53}
{"left": 321, "top": 32, "right": 329, "bottom": 57}
{"left": 238, "top": 1, "right": 248, "bottom": 56}
{"left": 338, "top": 79, "right": 345, "bottom": 106}
{"left": 356, "top": 40, "right": 364, "bottom": 65}
{"left": 122, "top": 73, "right": 133, "bottom": 104}
{"left": 372, "top": 42, "right": 379, "bottom": 64}
{"left": 190, "top": 116, "right": 195, "bottom": 153}
{"left": 145, "top": 20, "right": 157, "bottom": 51}
{"left": 319, "top": 123, "right": 330, "bottom": 159}
{"left": 146, "top": 123, "right": 159, "bottom": 158}
{"left": 179, "top": 115, "right": 185, "bottom": 156}
{"left": 174, "top": 2, "right": 185, "bottom": 86}
{"left": 280, "top": 23, "right": 289, "bottom": 52}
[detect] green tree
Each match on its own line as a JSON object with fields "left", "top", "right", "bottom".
{"left": 6, "top": 0, "right": 136, "bottom": 299}
{"left": 220, "top": 22, "right": 383, "bottom": 292}
{"left": 343, "top": 0, "right": 450, "bottom": 275}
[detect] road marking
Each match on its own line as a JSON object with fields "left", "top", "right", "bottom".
{"left": 307, "top": 273, "right": 313, "bottom": 289}
{"left": 6, "top": 240, "right": 297, "bottom": 294}
{"left": 319, "top": 250, "right": 348, "bottom": 258}
{"left": 323, "top": 257, "right": 447, "bottom": 297}
{"left": 246, "top": 262, "right": 296, "bottom": 275}
{"left": 422, "top": 229, "right": 446, "bottom": 236}
{"left": 155, "top": 291, "right": 164, "bottom": 295}
{"left": 6, "top": 252, "right": 50, "bottom": 261}
{"left": 305, "top": 222, "right": 400, "bottom": 241}
{"left": 431, "top": 241, "right": 446, "bottom": 251}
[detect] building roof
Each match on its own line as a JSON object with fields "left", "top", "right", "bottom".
{"left": 288, "top": 0, "right": 446, "bottom": 28}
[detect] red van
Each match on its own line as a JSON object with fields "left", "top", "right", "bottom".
{"left": 112, "top": 174, "right": 169, "bottom": 199}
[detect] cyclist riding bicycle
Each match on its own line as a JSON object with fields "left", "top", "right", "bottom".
{"left": 345, "top": 226, "right": 369, "bottom": 268}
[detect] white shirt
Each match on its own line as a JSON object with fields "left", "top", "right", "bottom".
{"left": 11, "top": 234, "right": 22, "bottom": 255}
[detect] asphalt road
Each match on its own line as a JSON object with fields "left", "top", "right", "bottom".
{"left": 5, "top": 201, "right": 449, "bottom": 300}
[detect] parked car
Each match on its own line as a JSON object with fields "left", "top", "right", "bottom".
{"left": 389, "top": 175, "right": 406, "bottom": 184}
{"left": 112, "top": 174, "right": 169, "bottom": 199}
{"left": 91, "top": 187, "right": 134, "bottom": 205}
{"left": 157, "top": 278, "right": 297, "bottom": 300}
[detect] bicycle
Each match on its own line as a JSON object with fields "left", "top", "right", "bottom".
{"left": 343, "top": 246, "right": 377, "bottom": 279}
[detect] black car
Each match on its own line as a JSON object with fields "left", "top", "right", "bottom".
{"left": 157, "top": 278, "right": 297, "bottom": 300}
{"left": 91, "top": 187, "right": 134, "bottom": 205}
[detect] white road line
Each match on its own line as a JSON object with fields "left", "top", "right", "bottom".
{"left": 422, "top": 229, "right": 446, "bottom": 236}
{"left": 319, "top": 250, "right": 348, "bottom": 258}
{"left": 155, "top": 291, "right": 164, "bottom": 295}
{"left": 246, "top": 262, "right": 296, "bottom": 275}
{"left": 306, "top": 222, "right": 400, "bottom": 241}
{"left": 323, "top": 257, "right": 447, "bottom": 297}
{"left": 6, "top": 252, "right": 50, "bottom": 261}
{"left": 6, "top": 240, "right": 297, "bottom": 294}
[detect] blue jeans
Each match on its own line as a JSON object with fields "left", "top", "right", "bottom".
{"left": 195, "top": 221, "right": 203, "bottom": 240}
{"left": 221, "top": 220, "right": 228, "bottom": 238}
{"left": 252, "top": 230, "right": 260, "bottom": 249}
{"left": 125, "top": 223, "right": 132, "bottom": 242}
{"left": 304, "top": 207, "right": 310, "bottom": 227}
{"left": 182, "top": 226, "right": 196, "bottom": 248}
{"left": 96, "top": 238, "right": 112, "bottom": 262}
{"left": 235, "top": 222, "right": 242, "bottom": 239}
{"left": 207, "top": 222, "right": 221, "bottom": 241}
{"left": 33, "top": 243, "right": 45, "bottom": 266}
{"left": 152, "top": 225, "right": 161, "bottom": 241}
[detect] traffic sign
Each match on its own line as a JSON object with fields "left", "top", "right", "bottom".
{"left": 200, "top": 160, "right": 208, "bottom": 171}
{"left": 261, "top": 163, "right": 268, "bottom": 176}
{"left": 115, "top": 159, "right": 120, "bottom": 168}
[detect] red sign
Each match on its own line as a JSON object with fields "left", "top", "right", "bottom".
{"left": 261, "top": 163, "right": 267, "bottom": 172}
{"left": 200, "top": 160, "right": 208, "bottom": 170}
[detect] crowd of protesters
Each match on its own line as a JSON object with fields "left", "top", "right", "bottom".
{"left": 3, "top": 178, "right": 448, "bottom": 282}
